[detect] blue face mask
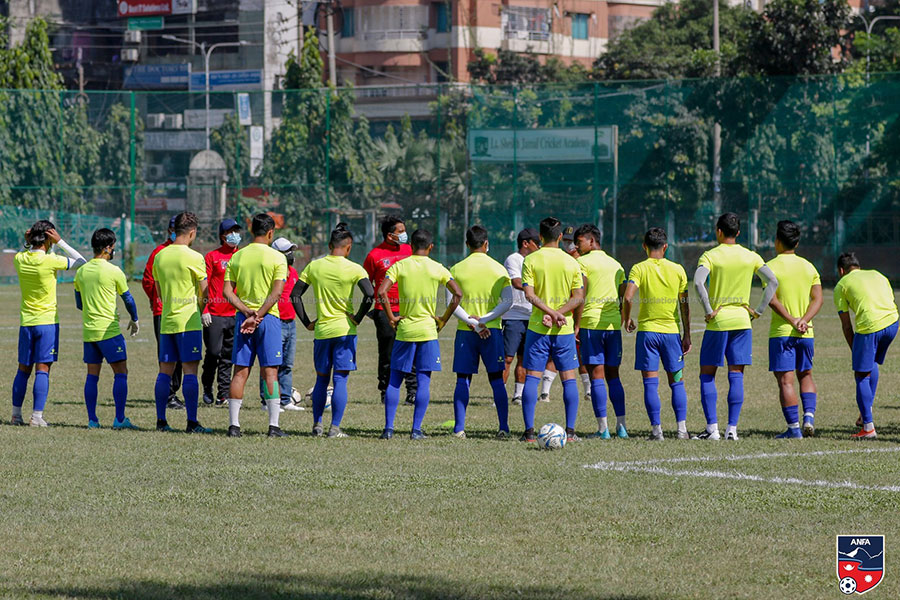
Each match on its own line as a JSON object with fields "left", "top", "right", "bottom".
{"left": 396, "top": 232, "right": 408, "bottom": 245}
{"left": 225, "top": 232, "right": 241, "bottom": 247}
{"left": 169, "top": 232, "right": 176, "bottom": 242}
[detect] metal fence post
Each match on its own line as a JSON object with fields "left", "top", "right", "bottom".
{"left": 129, "top": 91, "right": 137, "bottom": 247}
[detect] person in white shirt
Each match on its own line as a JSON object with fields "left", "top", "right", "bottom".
{"left": 502, "top": 228, "right": 541, "bottom": 405}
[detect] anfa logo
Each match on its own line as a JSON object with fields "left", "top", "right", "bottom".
{"left": 192, "top": 347, "right": 199, "bottom": 353}
{"left": 838, "top": 535, "right": 884, "bottom": 594}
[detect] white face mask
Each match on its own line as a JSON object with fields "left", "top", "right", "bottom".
{"left": 396, "top": 231, "right": 408, "bottom": 245}
{"left": 225, "top": 232, "right": 241, "bottom": 247}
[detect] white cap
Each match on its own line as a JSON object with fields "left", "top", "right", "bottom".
{"left": 272, "top": 237, "right": 297, "bottom": 253}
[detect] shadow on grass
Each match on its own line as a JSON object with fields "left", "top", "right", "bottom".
{"left": 24, "top": 572, "right": 661, "bottom": 600}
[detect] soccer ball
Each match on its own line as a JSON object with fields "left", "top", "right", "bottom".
{"left": 537, "top": 423, "right": 566, "bottom": 450}
{"left": 839, "top": 576, "right": 857, "bottom": 595}
{"left": 304, "top": 385, "right": 334, "bottom": 411}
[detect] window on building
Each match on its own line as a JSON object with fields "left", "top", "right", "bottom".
{"left": 434, "top": 60, "right": 449, "bottom": 82}
{"left": 435, "top": 2, "right": 450, "bottom": 33}
{"left": 341, "top": 7, "right": 355, "bottom": 37}
{"left": 502, "top": 6, "right": 551, "bottom": 42}
{"left": 194, "top": 10, "right": 240, "bottom": 51}
{"left": 359, "top": 5, "right": 429, "bottom": 40}
{"left": 146, "top": 15, "right": 191, "bottom": 58}
{"left": 572, "top": 13, "right": 589, "bottom": 40}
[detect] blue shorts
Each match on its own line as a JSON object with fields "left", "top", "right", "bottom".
{"left": 852, "top": 320, "right": 898, "bottom": 372}
{"left": 523, "top": 330, "right": 579, "bottom": 372}
{"left": 313, "top": 335, "right": 358, "bottom": 373}
{"left": 453, "top": 329, "right": 505, "bottom": 374}
{"left": 18, "top": 324, "right": 60, "bottom": 365}
{"left": 580, "top": 329, "right": 622, "bottom": 367}
{"left": 84, "top": 334, "right": 127, "bottom": 364}
{"left": 699, "top": 329, "right": 753, "bottom": 367}
{"left": 233, "top": 313, "right": 283, "bottom": 367}
{"left": 502, "top": 319, "right": 529, "bottom": 357}
{"left": 159, "top": 330, "right": 203, "bottom": 363}
{"left": 635, "top": 331, "right": 684, "bottom": 373}
{"left": 768, "top": 336, "right": 814, "bottom": 372}
{"left": 391, "top": 339, "right": 442, "bottom": 373}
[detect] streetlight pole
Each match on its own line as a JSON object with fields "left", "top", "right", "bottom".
{"left": 162, "top": 35, "right": 249, "bottom": 150}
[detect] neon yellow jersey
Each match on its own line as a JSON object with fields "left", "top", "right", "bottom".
{"left": 697, "top": 244, "right": 765, "bottom": 331}
{"left": 450, "top": 252, "right": 511, "bottom": 331}
{"left": 834, "top": 269, "right": 898, "bottom": 335}
{"left": 577, "top": 250, "right": 625, "bottom": 331}
{"left": 225, "top": 243, "right": 288, "bottom": 319}
{"left": 628, "top": 258, "right": 688, "bottom": 334}
{"left": 522, "top": 246, "right": 583, "bottom": 336}
{"left": 152, "top": 244, "right": 207, "bottom": 334}
{"left": 299, "top": 255, "right": 368, "bottom": 340}
{"left": 15, "top": 250, "right": 70, "bottom": 327}
{"left": 74, "top": 259, "right": 129, "bottom": 342}
{"left": 386, "top": 255, "right": 453, "bottom": 342}
{"left": 766, "top": 253, "right": 820, "bottom": 339}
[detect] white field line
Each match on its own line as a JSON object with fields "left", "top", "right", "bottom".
{"left": 584, "top": 447, "right": 900, "bottom": 493}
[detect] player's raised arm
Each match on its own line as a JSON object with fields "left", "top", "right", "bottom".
{"left": 45, "top": 228, "right": 86, "bottom": 270}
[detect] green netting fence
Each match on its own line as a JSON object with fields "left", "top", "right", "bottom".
{"left": 1, "top": 74, "right": 899, "bottom": 282}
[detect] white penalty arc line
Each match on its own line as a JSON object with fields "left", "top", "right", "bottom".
{"left": 585, "top": 447, "right": 900, "bottom": 493}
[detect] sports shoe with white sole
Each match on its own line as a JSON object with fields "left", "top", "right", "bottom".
{"left": 495, "top": 430, "right": 510, "bottom": 440}
{"left": 587, "top": 429, "right": 611, "bottom": 440}
{"left": 692, "top": 430, "right": 720, "bottom": 440}
{"left": 282, "top": 403, "right": 305, "bottom": 411}
{"left": 312, "top": 424, "right": 324, "bottom": 437}
{"left": 29, "top": 415, "right": 49, "bottom": 427}
{"left": 452, "top": 430, "right": 466, "bottom": 439}
{"left": 511, "top": 396, "right": 522, "bottom": 406}
{"left": 647, "top": 431, "right": 664, "bottom": 441}
{"left": 538, "top": 393, "right": 550, "bottom": 403}
{"left": 676, "top": 430, "right": 691, "bottom": 440}
{"left": 851, "top": 427, "right": 877, "bottom": 440}
{"left": 725, "top": 430, "right": 739, "bottom": 441}
{"left": 802, "top": 417, "right": 815, "bottom": 438}
{"left": 327, "top": 427, "right": 348, "bottom": 438}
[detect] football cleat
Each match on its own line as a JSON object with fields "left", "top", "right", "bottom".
{"left": 10, "top": 414, "right": 26, "bottom": 426}
{"left": 725, "top": 430, "right": 739, "bottom": 441}
{"left": 519, "top": 429, "right": 536, "bottom": 443}
{"left": 227, "top": 425, "right": 242, "bottom": 438}
{"left": 676, "top": 430, "right": 691, "bottom": 440}
{"left": 851, "top": 427, "right": 877, "bottom": 440}
{"left": 452, "top": 430, "right": 466, "bottom": 439}
{"left": 539, "top": 393, "right": 550, "bottom": 403}
{"left": 186, "top": 422, "right": 213, "bottom": 434}
{"left": 88, "top": 420, "right": 101, "bottom": 429}
{"left": 113, "top": 417, "right": 139, "bottom": 430}
{"left": 404, "top": 394, "right": 416, "bottom": 406}
{"left": 802, "top": 417, "right": 815, "bottom": 438}
{"left": 327, "top": 427, "right": 348, "bottom": 439}
{"left": 379, "top": 428, "right": 394, "bottom": 440}
{"left": 511, "top": 396, "right": 522, "bottom": 406}
{"left": 267, "top": 426, "right": 286, "bottom": 438}
{"left": 692, "top": 430, "right": 721, "bottom": 440}
{"left": 312, "top": 424, "right": 324, "bottom": 437}
{"left": 775, "top": 427, "right": 803, "bottom": 439}
{"left": 566, "top": 433, "right": 581, "bottom": 443}
{"left": 215, "top": 397, "right": 228, "bottom": 407}
{"left": 647, "top": 431, "right": 664, "bottom": 441}
{"left": 202, "top": 389, "right": 214, "bottom": 405}
{"left": 29, "top": 416, "right": 49, "bottom": 427}
{"left": 156, "top": 420, "right": 173, "bottom": 432}
{"left": 410, "top": 429, "right": 428, "bottom": 440}
{"left": 282, "top": 403, "right": 305, "bottom": 411}
{"left": 495, "top": 430, "right": 510, "bottom": 440}
{"left": 616, "top": 424, "right": 629, "bottom": 439}
{"left": 167, "top": 398, "right": 185, "bottom": 410}
{"left": 587, "top": 428, "right": 611, "bottom": 440}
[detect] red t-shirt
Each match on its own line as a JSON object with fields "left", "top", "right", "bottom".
{"left": 363, "top": 241, "right": 412, "bottom": 312}
{"left": 204, "top": 244, "right": 238, "bottom": 317}
{"left": 141, "top": 239, "right": 172, "bottom": 317}
{"left": 278, "top": 266, "right": 299, "bottom": 321}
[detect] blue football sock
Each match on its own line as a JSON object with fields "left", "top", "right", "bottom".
{"left": 856, "top": 374, "right": 874, "bottom": 424}
{"left": 670, "top": 380, "right": 687, "bottom": 422}
{"left": 453, "top": 376, "right": 470, "bottom": 433}
{"left": 870, "top": 363, "right": 880, "bottom": 398}
{"left": 312, "top": 373, "right": 330, "bottom": 425}
{"left": 699, "top": 373, "right": 717, "bottom": 425}
{"left": 84, "top": 373, "right": 99, "bottom": 422}
{"left": 489, "top": 374, "right": 509, "bottom": 433}
{"left": 12, "top": 370, "right": 29, "bottom": 408}
{"left": 522, "top": 374, "right": 540, "bottom": 430}
{"left": 33, "top": 370, "right": 49, "bottom": 413}
{"left": 726, "top": 371, "right": 744, "bottom": 427}
{"left": 562, "top": 378, "right": 579, "bottom": 430}
{"left": 113, "top": 373, "right": 127, "bottom": 422}
{"left": 800, "top": 392, "right": 816, "bottom": 416}
{"left": 182, "top": 374, "right": 199, "bottom": 423}
{"left": 607, "top": 377, "right": 626, "bottom": 417}
{"left": 412, "top": 371, "right": 432, "bottom": 432}
{"left": 590, "top": 378, "right": 608, "bottom": 418}
{"left": 154, "top": 373, "right": 171, "bottom": 421}
{"left": 782, "top": 404, "right": 799, "bottom": 426}
{"left": 330, "top": 371, "right": 348, "bottom": 427}
{"left": 643, "top": 377, "right": 661, "bottom": 426}
{"left": 384, "top": 370, "right": 404, "bottom": 431}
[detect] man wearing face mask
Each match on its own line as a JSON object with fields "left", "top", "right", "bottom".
{"left": 201, "top": 219, "right": 242, "bottom": 407}
{"left": 142, "top": 215, "right": 184, "bottom": 411}
{"left": 364, "top": 215, "right": 416, "bottom": 405}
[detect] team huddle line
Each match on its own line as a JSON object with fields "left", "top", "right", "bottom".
{"left": 10, "top": 212, "right": 898, "bottom": 442}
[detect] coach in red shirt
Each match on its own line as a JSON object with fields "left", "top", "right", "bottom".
{"left": 142, "top": 215, "right": 183, "bottom": 410}
{"left": 363, "top": 216, "right": 416, "bottom": 404}
{"left": 201, "top": 218, "right": 241, "bottom": 406}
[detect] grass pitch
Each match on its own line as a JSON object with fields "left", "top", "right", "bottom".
{"left": 1, "top": 283, "right": 899, "bottom": 599}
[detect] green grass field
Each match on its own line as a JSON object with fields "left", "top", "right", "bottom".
{"left": 1, "top": 283, "right": 899, "bottom": 599}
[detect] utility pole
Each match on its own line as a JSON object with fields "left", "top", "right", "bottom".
{"left": 326, "top": 0, "right": 337, "bottom": 86}
{"left": 712, "top": 0, "right": 722, "bottom": 214}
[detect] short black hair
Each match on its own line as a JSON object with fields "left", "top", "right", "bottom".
{"left": 251, "top": 213, "right": 276, "bottom": 237}
{"left": 91, "top": 228, "right": 116, "bottom": 253}
{"left": 173, "top": 212, "right": 199, "bottom": 236}
{"left": 539, "top": 217, "right": 562, "bottom": 242}
{"left": 330, "top": 222, "right": 353, "bottom": 247}
{"left": 381, "top": 215, "right": 404, "bottom": 239}
{"left": 837, "top": 252, "right": 860, "bottom": 271}
{"left": 411, "top": 229, "right": 432, "bottom": 251}
{"left": 466, "top": 225, "right": 488, "bottom": 249}
{"left": 27, "top": 219, "right": 56, "bottom": 248}
{"left": 517, "top": 228, "right": 540, "bottom": 249}
{"left": 776, "top": 220, "right": 800, "bottom": 250}
{"left": 644, "top": 227, "right": 668, "bottom": 250}
{"left": 716, "top": 212, "right": 740, "bottom": 238}
{"left": 573, "top": 224, "right": 601, "bottom": 246}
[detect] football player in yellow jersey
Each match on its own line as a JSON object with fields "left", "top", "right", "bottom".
{"left": 764, "top": 221, "right": 823, "bottom": 439}
{"left": 834, "top": 252, "right": 898, "bottom": 439}
{"left": 693, "top": 213, "right": 778, "bottom": 440}
{"left": 74, "top": 228, "right": 140, "bottom": 430}
{"left": 448, "top": 226, "right": 514, "bottom": 438}
{"left": 12, "top": 219, "right": 85, "bottom": 427}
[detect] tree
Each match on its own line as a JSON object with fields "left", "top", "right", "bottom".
{"left": 210, "top": 113, "right": 250, "bottom": 219}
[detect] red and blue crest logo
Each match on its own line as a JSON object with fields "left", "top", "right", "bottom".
{"left": 837, "top": 535, "right": 884, "bottom": 594}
